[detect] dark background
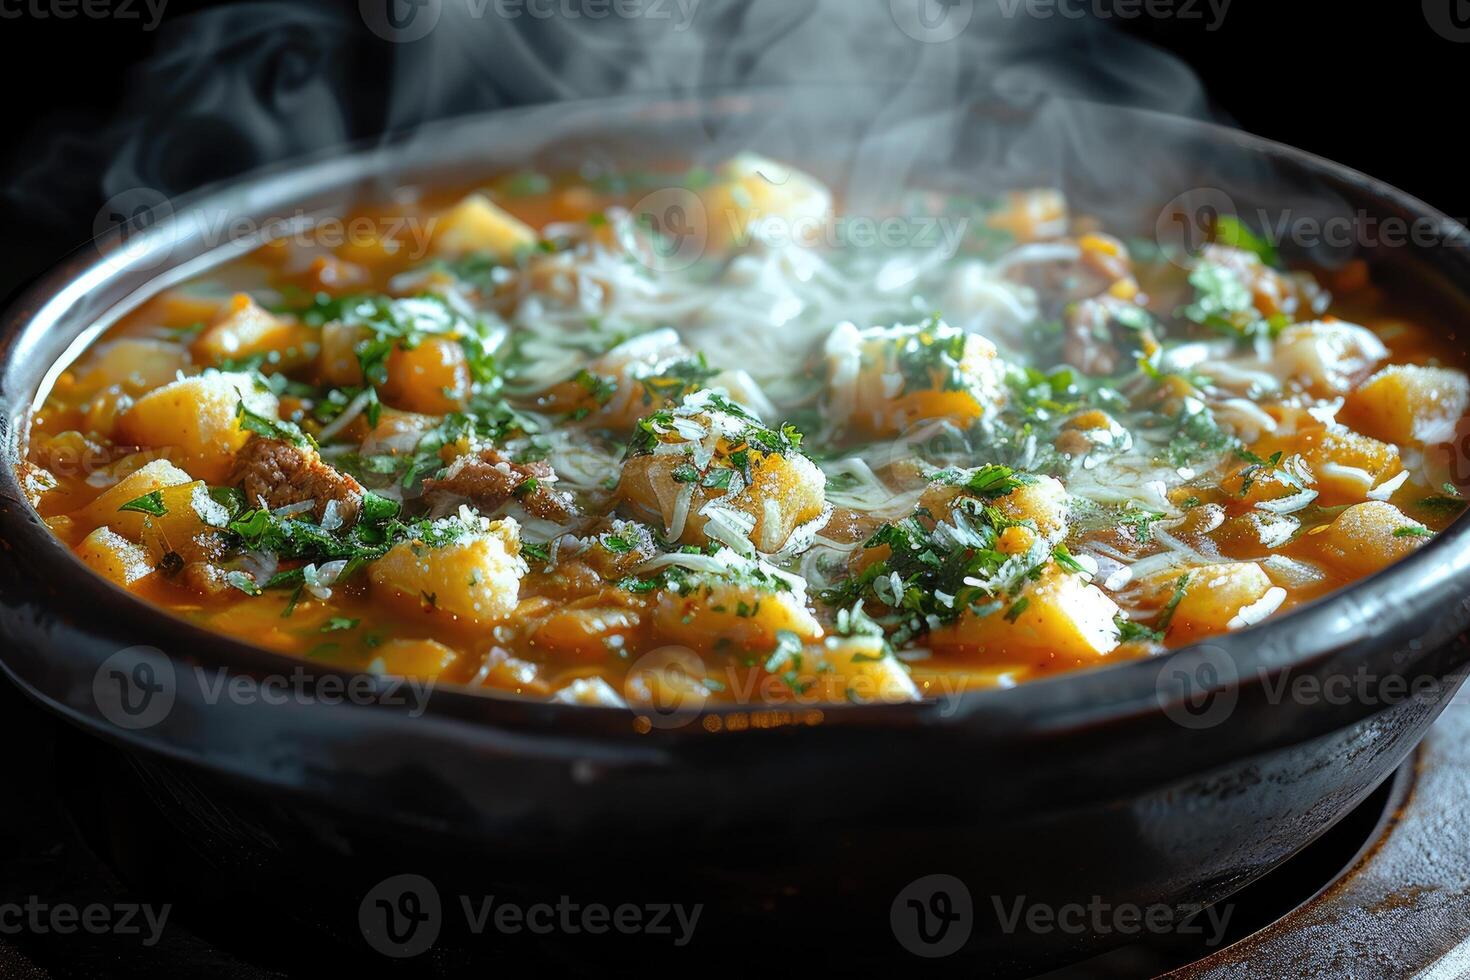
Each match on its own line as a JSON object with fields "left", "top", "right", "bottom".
{"left": 0, "top": 1, "right": 1456, "bottom": 302}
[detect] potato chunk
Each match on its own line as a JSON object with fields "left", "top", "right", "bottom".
{"left": 191, "top": 294, "right": 316, "bottom": 372}
{"left": 1160, "top": 562, "right": 1281, "bottom": 636}
{"left": 930, "top": 566, "right": 1121, "bottom": 661}
{"left": 114, "top": 371, "right": 279, "bottom": 483}
{"left": 379, "top": 335, "right": 471, "bottom": 414}
{"left": 802, "top": 635, "right": 919, "bottom": 705}
{"left": 75, "top": 526, "right": 156, "bottom": 588}
{"left": 1272, "top": 320, "right": 1387, "bottom": 396}
{"left": 1343, "top": 365, "right": 1470, "bottom": 446}
{"left": 370, "top": 517, "right": 526, "bottom": 626}
{"left": 432, "top": 193, "right": 537, "bottom": 259}
{"left": 650, "top": 557, "right": 822, "bottom": 656}
{"left": 617, "top": 392, "right": 825, "bottom": 555}
{"left": 825, "top": 320, "right": 1005, "bottom": 439}
{"left": 72, "top": 338, "right": 190, "bottom": 397}
{"left": 75, "top": 458, "right": 193, "bottom": 538}
{"left": 367, "top": 639, "right": 459, "bottom": 680}
{"left": 920, "top": 472, "right": 1070, "bottom": 544}
{"left": 1312, "top": 501, "right": 1429, "bottom": 578}
{"left": 133, "top": 480, "right": 231, "bottom": 564}
{"left": 1297, "top": 428, "right": 1402, "bottom": 505}
{"left": 697, "top": 153, "right": 832, "bottom": 250}
{"left": 527, "top": 595, "right": 643, "bottom": 661}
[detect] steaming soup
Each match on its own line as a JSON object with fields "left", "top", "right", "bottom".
{"left": 20, "top": 157, "right": 1469, "bottom": 707}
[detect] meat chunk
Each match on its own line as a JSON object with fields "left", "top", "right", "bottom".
{"left": 423, "top": 448, "right": 577, "bottom": 522}
{"left": 232, "top": 437, "right": 364, "bottom": 525}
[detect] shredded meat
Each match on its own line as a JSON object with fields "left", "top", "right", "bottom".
{"left": 423, "top": 447, "right": 577, "bottom": 522}
{"left": 233, "top": 437, "right": 364, "bottom": 525}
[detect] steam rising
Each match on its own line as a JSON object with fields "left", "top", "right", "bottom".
{"left": 4, "top": 0, "right": 1221, "bottom": 261}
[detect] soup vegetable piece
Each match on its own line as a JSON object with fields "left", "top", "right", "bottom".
{"left": 21, "top": 156, "right": 1469, "bottom": 707}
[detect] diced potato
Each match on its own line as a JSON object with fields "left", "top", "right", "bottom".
{"left": 81, "top": 386, "right": 133, "bottom": 440}
{"left": 527, "top": 596, "right": 643, "bottom": 661}
{"left": 698, "top": 154, "right": 832, "bottom": 250}
{"left": 1273, "top": 320, "right": 1388, "bottom": 396}
{"left": 1311, "top": 501, "right": 1429, "bottom": 578}
{"left": 431, "top": 193, "right": 537, "bottom": 259}
{"left": 136, "top": 481, "right": 230, "bottom": 564}
{"left": 825, "top": 321, "right": 1005, "bottom": 439}
{"left": 1217, "top": 452, "right": 1316, "bottom": 510}
{"left": 540, "top": 328, "right": 691, "bottom": 428}
{"left": 318, "top": 321, "right": 366, "bottom": 386}
{"left": 552, "top": 676, "right": 627, "bottom": 707}
{"left": 802, "top": 635, "right": 920, "bottom": 705}
{"left": 652, "top": 581, "right": 821, "bottom": 655}
{"left": 71, "top": 338, "right": 190, "bottom": 397}
{"left": 74, "top": 458, "right": 192, "bottom": 537}
{"left": 985, "top": 189, "right": 1068, "bottom": 242}
{"left": 147, "top": 290, "right": 225, "bottom": 330}
{"left": 623, "top": 651, "right": 710, "bottom": 712}
{"left": 379, "top": 336, "right": 471, "bottom": 415}
{"left": 370, "top": 518, "right": 526, "bottom": 626}
{"left": 1215, "top": 511, "right": 1300, "bottom": 555}
{"left": 75, "top": 526, "right": 156, "bottom": 588}
{"left": 190, "top": 294, "right": 317, "bottom": 372}
{"left": 1344, "top": 365, "right": 1470, "bottom": 446}
{"left": 618, "top": 449, "right": 826, "bottom": 554}
{"left": 114, "top": 371, "right": 279, "bottom": 483}
{"left": 1158, "top": 562, "right": 1279, "bottom": 636}
{"left": 1297, "top": 428, "right": 1402, "bottom": 504}
{"left": 921, "top": 474, "right": 1070, "bottom": 543}
{"left": 368, "top": 638, "right": 459, "bottom": 680}
{"left": 930, "top": 565, "right": 1121, "bottom": 661}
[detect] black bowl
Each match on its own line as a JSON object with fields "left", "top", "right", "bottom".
{"left": 2, "top": 91, "right": 1469, "bottom": 973}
